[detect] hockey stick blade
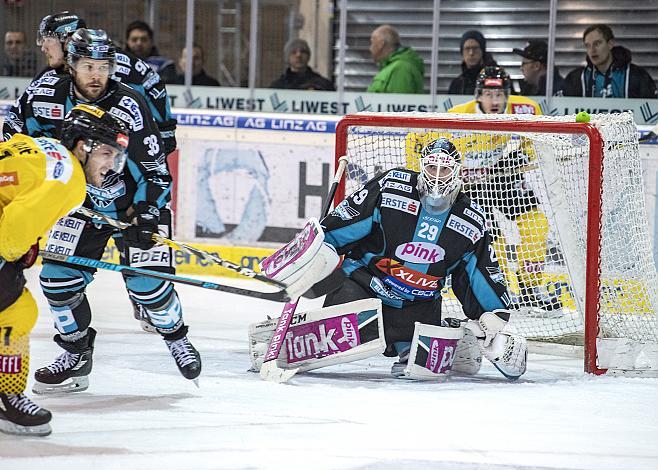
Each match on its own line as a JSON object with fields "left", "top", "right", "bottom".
{"left": 259, "top": 357, "right": 299, "bottom": 383}
{"left": 259, "top": 156, "right": 350, "bottom": 383}
{"left": 39, "top": 251, "right": 292, "bottom": 302}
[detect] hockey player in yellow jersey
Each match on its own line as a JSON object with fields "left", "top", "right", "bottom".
{"left": 0, "top": 104, "right": 129, "bottom": 436}
{"left": 406, "top": 66, "right": 560, "bottom": 312}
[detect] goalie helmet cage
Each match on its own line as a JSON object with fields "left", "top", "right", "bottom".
{"left": 334, "top": 112, "right": 658, "bottom": 376}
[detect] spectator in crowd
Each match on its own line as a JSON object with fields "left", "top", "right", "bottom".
{"left": 270, "top": 38, "right": 334, "bottom": 90}
{"left": 125, "top": 20, "right": 176, "bottom": 83}
{"left": 367, "top": 25, "right": 424, "bottom": 94}
{"left": 173, "top": 44, "right": 220, "bottom": 86}
{"left": 563, "top": 24, "right": 656, "bottom": 98}
{"left": 2, "top": 30, "right": 37, "bottom": 77}
{"left": 448, "top": 30, "right": 497, "bottom": 95}
{"left": 513, "top": 40, "right": 565, "bottom": 96}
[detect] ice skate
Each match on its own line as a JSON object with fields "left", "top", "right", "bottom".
{"left": 390, "top": 348, "right": 410, "bottom": 378}
{"left": 0, "top": 393, "right": 52, "bottom": 437}
{"left": 165, "top": 329, "right": 201, "bottom": 384}
{"left": 33, "top": 328, "right": 96, "bottom": 394}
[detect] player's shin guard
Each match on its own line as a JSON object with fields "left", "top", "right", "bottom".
{"left": 394, "top": 322, "right": 464, "bottom": 380}
{"left": 144, "top": 293, "right": 183, "bottom": 334}
{"left": 249, "top": 299, "right": 385, "bottom": 373}
{"left": 33, "top": 328, "right": 96, "bottom": 394}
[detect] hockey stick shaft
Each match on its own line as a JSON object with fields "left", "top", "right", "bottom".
{"left": 76, "top": 206, "right": 286, "bottom": 289}
{"left": 39, "top": 251, "right": 291, "bottom": 302}
{"left": 261, "top": 156, "right": 349, "bottom": 375}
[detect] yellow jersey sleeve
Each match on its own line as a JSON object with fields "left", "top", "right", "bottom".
{"left": 0, "top": 135, "right": 86, "bottom": 261}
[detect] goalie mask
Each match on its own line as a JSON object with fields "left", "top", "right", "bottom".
{"left": 417, "top": 138, "right": 462, "bottom": 214}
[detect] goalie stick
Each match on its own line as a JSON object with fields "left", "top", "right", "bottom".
{"left": 75, "top": 206, "right": 286, "bottom": 290}
{"left": 260, "top": 155, "right": 349, "bottom": 383}
{"left": 38, "top": 251, "right": 307, "bottom": 302}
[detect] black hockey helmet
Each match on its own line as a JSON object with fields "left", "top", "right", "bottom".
{"left": 37, "top": 11, "right": 86, "bottom": 46}
{"left": 61, "top": 104, "right": 129, "bottom": 173}
{"left": 66, "top": 28, "right": 116, "bottom": 71}
{"left": 475, "top": 66, "right": 511, "bottom": 97}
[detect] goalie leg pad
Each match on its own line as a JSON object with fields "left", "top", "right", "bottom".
{"left": 400, "top": 322, "right": 464, "bottom": 380}
{"left": 249, "top": 299, "right": 385, "bottom": 373}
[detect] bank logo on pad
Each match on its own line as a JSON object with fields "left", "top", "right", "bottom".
{"left": 395, "top": 241, "right": 445, "bottom": 264}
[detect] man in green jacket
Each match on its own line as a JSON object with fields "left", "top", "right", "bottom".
{"left": 367, "top": 25, "right": 425, "bottom": 94}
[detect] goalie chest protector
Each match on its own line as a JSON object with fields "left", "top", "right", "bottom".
{"left": 322, "top": 168, "right": 508, "bottom": 309}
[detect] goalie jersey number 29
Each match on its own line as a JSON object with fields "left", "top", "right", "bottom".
{"left": 321, "top": 168, "right": 511, "bottom": 319}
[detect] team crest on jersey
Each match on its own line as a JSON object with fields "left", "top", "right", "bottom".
{"left": 87, "top": 172, "right": 127, "bottom": 208}
{"left": 381, "top": 194, "right": 419, "bottom": 215}
{"left": 331, "top": 200, "right": 360, "bottom": 221}
{"left": 446, "top": 215, "right": 482, "bottom": 243}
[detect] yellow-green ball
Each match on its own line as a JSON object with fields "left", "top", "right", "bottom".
{"left": 575, "top": 111, "right": 591, "bottom": 123}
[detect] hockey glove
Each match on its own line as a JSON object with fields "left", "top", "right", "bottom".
{"left": 159, "top": 119, "right": 178, "bottom": 155}
{"left": 465, "top": 310, "right": 527, "bottom": 380}
{"left": 123, "top": 202, "right": 160, "bottom": 250}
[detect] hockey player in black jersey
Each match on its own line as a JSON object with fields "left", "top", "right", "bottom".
{"left": 261, "top": 137, "right": 527, "bottom": 380}
{"left": 3, "top": 28, "right": 201, "bottom": 392}
{"left": 5, "top": 11, "right": 177, "bottom": 155}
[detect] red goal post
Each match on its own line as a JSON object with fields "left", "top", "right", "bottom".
{"left": 334, "top": 112, "right": 658, "bottom": 376}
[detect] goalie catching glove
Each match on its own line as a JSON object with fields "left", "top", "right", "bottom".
{"left": 465, "top": 310, "right": 527, "bottom": 380}
{"left": 260, "top": 218, "right": 340, "bottom": 299}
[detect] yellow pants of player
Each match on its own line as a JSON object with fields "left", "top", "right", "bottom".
{"left": 0, "top": 288, "right": 37, "bottom": 394}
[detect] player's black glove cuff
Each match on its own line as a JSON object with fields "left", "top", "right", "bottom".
{"left": 123, "top": 202, "right": 160, "bottom": 250}
{"left": 159, "top": 119, "right": 177, "bottom": 155}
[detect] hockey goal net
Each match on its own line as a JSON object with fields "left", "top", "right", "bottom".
{"left": 334, "top": 112, "right": 658, "bottom": 375}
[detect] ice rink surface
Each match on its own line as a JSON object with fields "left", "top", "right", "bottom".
{"left": 1, "top": 269, "right": 657, "bottom": 470}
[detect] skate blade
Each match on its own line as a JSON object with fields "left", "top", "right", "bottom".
{"left": 192, "top": 378, "right": 200, "bottom": 388}
{"left": 32, "top": 376, "right": 89, "bottom": 395}
{"left": 140, "top": 321, "right": 158, "bottom": 333}
{"left": 259, "top": 361, "right": 299, "bottom": 383}
{"left": 0, "top": 419, "right": 52, "bottom": 437}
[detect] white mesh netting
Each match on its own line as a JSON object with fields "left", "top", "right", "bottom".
{"left": 338, "top": 112, "right": 658, "bottom": 350}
